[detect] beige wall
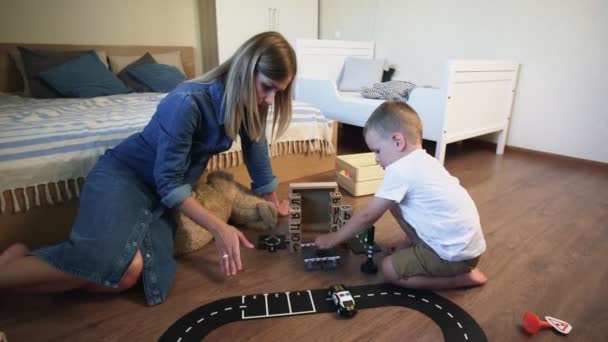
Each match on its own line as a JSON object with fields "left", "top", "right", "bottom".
{"left": 320, "top": 0, "right": 608, "bottom": 163}
{"left": 0, "top": 0, "right": 203, "bottom": 75}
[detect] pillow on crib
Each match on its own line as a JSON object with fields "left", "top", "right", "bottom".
{"left": 338, "top": 57, "right": 385, "bottom": 92}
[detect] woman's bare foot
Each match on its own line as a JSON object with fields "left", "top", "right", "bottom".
{"left": 0, "top": 243, "right": 30, "bottom": 266}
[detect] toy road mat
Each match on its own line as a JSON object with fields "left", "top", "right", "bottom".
{"left": 160, "top": 283, "right": 487, "bottom": 342}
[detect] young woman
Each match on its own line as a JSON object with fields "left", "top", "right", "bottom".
{"left": 0, "top": 31, "right": 297, "bottom": 306}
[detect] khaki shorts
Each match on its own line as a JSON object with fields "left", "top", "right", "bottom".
{"left": 390, "top": 222, "right": 480, "bottom": 278}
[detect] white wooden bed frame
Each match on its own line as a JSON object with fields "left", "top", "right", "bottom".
{"left": 295, "top": 39, "right": 520, "bottom": 164}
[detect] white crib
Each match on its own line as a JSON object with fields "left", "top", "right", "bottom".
{"left": 294, "top": 39, "right": 520, "bottom": 164}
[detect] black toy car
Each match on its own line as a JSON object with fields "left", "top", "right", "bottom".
{"left": 328, "top": 284, "right": 357, "bottom": 318}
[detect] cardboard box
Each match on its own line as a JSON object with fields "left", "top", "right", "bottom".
{"left": 336, "top": 153, "right": 384, "bottom": 196}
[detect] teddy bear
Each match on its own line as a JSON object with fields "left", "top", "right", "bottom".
{"left": 173, "top": 171, "right": 278, "bottom": 256}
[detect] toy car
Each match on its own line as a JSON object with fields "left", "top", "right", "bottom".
{"left": 257, "top": 234, "right": 286, "bottom": 252}
{"left": 328, "top": 284, "right": 357, "bottom": 318}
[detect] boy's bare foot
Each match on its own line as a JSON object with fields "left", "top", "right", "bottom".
{"left": 0, "top": 243, "right": 30, "bottom": 266}
{"left": 463, "top": 268, "right": 488, "bottom": 286}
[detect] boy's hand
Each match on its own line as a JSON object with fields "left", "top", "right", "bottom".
{"left": 315, "top": 233, "right": 340, "bottom": 250}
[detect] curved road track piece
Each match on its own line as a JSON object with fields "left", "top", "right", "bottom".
{"left": 160, "top": 283, "right": 487, "bottom": 342}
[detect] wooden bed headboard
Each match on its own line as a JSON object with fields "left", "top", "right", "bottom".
{"left": 0, "top": 43, "right": 196, "bottom": 93}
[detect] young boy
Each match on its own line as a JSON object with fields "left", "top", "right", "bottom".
{"left": 315, "top": 100, "right": 487, "bottom": 290}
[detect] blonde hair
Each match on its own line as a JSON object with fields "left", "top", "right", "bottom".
{"left": 194, "top": 31, "right": 296, "bottom": 141}
{"left": 363, "top": 100, "right": 422, "bottom": 145}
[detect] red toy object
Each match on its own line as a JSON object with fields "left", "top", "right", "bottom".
{"left": 522, "top": 312, "right": 552, "bottom": 333}
{"left": 522, "top": 311, "right": 573, "bottom": 335}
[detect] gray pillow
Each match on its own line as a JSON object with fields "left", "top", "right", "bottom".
{"left": 117, "top": 53, "right": 157, "bottom": 92}
{"left": 10, "top": 50, "right": 109, "bottom": 97}
{"left": 18, "top": 47, "right": 91, "bottom": 98}
{"left": 8, "top": 51, "right": 30, "bottom": 96}
{"left": 108, "top": 51, "right": 185, "bottom": 75}
{"left": 337, "top": 57, "right": 385, "bottom": 92}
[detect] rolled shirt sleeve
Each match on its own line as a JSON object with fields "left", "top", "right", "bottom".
{"left": 153, "top": 94, "right": 198, "bottom": 208}
{"left": 240, "top": 128, "right": 278, "bottom": 194}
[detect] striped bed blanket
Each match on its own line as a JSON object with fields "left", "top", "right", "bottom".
{"left": 0, "top": 93, "right": 333, "bottom": 213}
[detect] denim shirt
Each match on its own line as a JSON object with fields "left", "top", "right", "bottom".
{"left": 109, "top": 80, "right": 278, "bottom": 208}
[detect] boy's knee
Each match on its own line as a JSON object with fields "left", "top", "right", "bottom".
{"left": 116, "top": 250, "right": 143, "bottom": 291}
{"left": 381, "top": 256, "right": 400, "bottom": 282}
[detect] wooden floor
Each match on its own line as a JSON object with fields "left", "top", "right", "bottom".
{"left": 1, "top": 142, "right": 607, "bottom": 341}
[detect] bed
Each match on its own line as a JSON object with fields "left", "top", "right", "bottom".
{"left": 0, "top": 43, "right": 337, "bottom": 250}
{"left": 294, "top": 39, "right": 520, "bottom": 164}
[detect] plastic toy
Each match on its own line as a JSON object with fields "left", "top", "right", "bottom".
{"left": 522, "top": 311, "right": 572, "bottom": 335}
{"left": 257, "top": 234, "right": 286, "bottom": 252}
{"left": 302, "top": 243, "right": 340, "bottom": 270}
{"left": 328, "top": 284, "right": 357, "bottom": 318}
{"left": 360, "top": 226, "right": 378, "bottom": 274}
{"left": 348, "top": 227, "right": 381, "bottom": 254}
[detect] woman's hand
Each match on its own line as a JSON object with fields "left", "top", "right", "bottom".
{"left": 177, "top": 196, "right": 254, "bottom": 276}
{"left": 263, "top": 192, "right": 289, "bottom": 216}
{"left": 210, "top": 223, "right": 254, "bottom": 276}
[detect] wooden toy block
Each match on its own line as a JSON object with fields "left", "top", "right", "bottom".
{"left": 288, "top": 206, "right": 302, "bottom": 252}
{"left": 289, "top": 182, "right": 338, "bottom": 229}
{"left": 288, "top": 221, "right": 301, "bottom": 253}
{"left": 330, "top": 223, "right": 339, "bottom": 233}
{"left": 289, "top": 206, "right": 302, "bottom": 224}
{"left": 329, "top": 191, "right": 342, "bottom": 205}
{"left": 330, "top": 204, "right": 341, "bottom": 219}
{"left": 289, "top": 192, "right": 301, "bottom": 207}
{"left": 289, "top": 182, "right": 338, "bottom": 193}
{"left": 336, "top": 153, "right": 384, "bottom": 196}
{"left": 330, "top": 203, "right": 342, "bottom": 233}
{"left": 339, "top": 205, "right": 353, "bottom": 222}
{"left": 332, "top": 211, "right": 340, "bottom": 225}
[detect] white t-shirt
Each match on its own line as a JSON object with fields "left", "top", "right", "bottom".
{"left": 374, "top": 149, "right": 486, "bottom": 261}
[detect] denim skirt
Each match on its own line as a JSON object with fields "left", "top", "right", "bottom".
{"left": 32, "top": 153, "right": 177, "bottom": 306}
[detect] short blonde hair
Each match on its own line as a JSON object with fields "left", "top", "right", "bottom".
{"left": 195, "top": 31, "right": 296, "bottom": 141}
{"left": 363, "top": 100, "right": 422, "bottom": 145}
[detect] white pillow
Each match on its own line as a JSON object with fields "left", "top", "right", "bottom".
{"left": 338, "top": 57, "right": 385, "bottom": 92}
